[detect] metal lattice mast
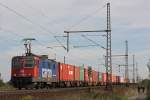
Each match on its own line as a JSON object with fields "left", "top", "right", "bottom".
{"left": 136, "top": 62, "right": 138, "bottom": 83}
{"left": 106, "top": 3, "right": 112, "bottom": 88}
{"left": 133, "top": 55, "right": 135, "bottom": 83}
{"left": 64, "top": 3, "right": 112, "bottom": 89}
{"left": 125, "top": 40, "right": 129, "bottom": 83}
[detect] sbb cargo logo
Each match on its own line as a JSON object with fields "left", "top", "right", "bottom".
{"left": 69, "top": 71, "right": 73, "bottom": 75}
{"left": 42, "top": 68, "right": 52, "bottom": 78}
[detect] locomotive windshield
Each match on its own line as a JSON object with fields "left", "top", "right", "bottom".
{"left": 12, "top": 56, "right": 35, "bottom": 68}
{"left": 24, "top": 56, "right": 35, "bottom": 67}
{"left": 12, "top": 57, "right": 23, "bottom": 68}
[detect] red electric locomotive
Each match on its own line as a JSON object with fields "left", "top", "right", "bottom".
{"left": 11, "top": 38, "right": 40, "bottom": 89}
{"left": 11, "top": 55, "right": 40, "bottom": 89}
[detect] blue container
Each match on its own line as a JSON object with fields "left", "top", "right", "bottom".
{"left": 50, "top": 60, "right": 58, "bottom": 82}
{"left": 39, "top": 59, "right": 52, "bottom": 80}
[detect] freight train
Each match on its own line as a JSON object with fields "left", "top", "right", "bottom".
{"left": 11, "top": 53, "right": 125, "bottom": 89}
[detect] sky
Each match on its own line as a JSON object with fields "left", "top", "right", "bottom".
{"left": 0, "top": 0, "right": 150, "bottom": 82}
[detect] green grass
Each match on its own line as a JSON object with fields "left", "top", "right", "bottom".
{"left": 21, "top": 95, "right": 34, "bottom": 100}
{"left": 60, "top": 92, "right": 127, "bottom": 100}
{"left": 20, "top": 92, "right": 127, "bottom": 100}
{"left": 0, "top": 80, "right": 15, "bottom": 90}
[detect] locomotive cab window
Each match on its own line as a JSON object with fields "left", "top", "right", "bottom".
{"left": 12, "top": 57, "right": 23, "bottom": 68}
{"left": 24, "top": 57, "right": 35, "bottom": 67}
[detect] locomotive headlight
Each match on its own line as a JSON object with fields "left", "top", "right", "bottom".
{"left": 28, "top": 74, "right": 31, "bottom": 76}
{"left": 20, "top": 69, "right": 24, "bottom": 73}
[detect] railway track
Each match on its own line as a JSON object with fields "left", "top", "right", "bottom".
{"left": 0, "top": 86, "right": 105, "bottom": 93}
{"left": 0, "top": 84, "right": 137, "bottom": 100}
{"left": 0, "top": 83, "right": 137, "bottom": 94}
{"left": 0, "top": 86, "right": 106, "bottom": 100}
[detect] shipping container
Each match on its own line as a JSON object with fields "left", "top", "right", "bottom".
{"left": 95, "top": 71, "right": 99, "bottom": 82}
{"left": 102, "top": 73, "right": 112, "bottom": 84}
{"left": 112, "top": 74, "right": 117, "bottom": 83}
{"left": 116, "top": 76, "right": 120, "bottom": 84}
{"left": 80, "top": 65, "right": 84, "bottom": 81}
{"left": 61, "top": 63, "right": 68, "bottom": 81}
{"left": 68, "top": 64, "right": 74, "bottom": 81}
{"left": 51, "top": 60, "right": 58, "bottom": 82}
{"left": 74, "top": 66, "right": 80, "bottom": 81}
{"left": 102, "top": 73, "right": 107, "bottom": 83}
{"left": 84, "top": 68, "right": 89, "bottom": 81}
{"left": 120, "top": 77, "right": 125, "bottom": 83}
{"left": 58, "top": 63, "right": 75, "bottom": 81}
{"left": 59, "top": 63, "right": 66, "bottom": 81}
{"left": 92, "top": 70, "right": 98, "bottom": 82}
{"left": 98, "top": 72, "right": 102, "bottom": 82}
{"left": 88, "top": 66, "right": 92, "bottom": 81}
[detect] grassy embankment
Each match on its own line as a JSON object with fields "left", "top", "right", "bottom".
{"left": 21, "top": 92, "right": 127, "bottom": 100}
{"left": 21, "top": 88, "right": 129, "bottom": 100}
{"left": 22, "top": 87, "right": 141, "bottom": 100}
{"left": 0, "top": 80, "right": 15, "bottom": 90}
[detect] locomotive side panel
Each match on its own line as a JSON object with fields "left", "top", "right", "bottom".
{"left": 39, "top": 59, "right": 52, "bottom": 81}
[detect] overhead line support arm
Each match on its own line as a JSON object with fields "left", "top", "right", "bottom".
{"left": 64, "top": 30, "right": 111, "bottom": 33}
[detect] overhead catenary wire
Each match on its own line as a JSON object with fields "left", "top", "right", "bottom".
{"left": 21, "top": 0, "right": 50, "bottom": 20}
{"left": 0, "top": 2, "right": 56, "bottom": 38}
{"left": 81, "top": 35, "right": 105, "bottom": 49}
{"left": 0, "top": 27, "right": 50, "bottom": 54}
{"left": 51, "top": 2, "right": 107, "bottom": 49}
{"left": 0, "top": 1, "right": 68, "bottom": 51}
{"left": 66, "top": 4, "right": 107, "bottom": 30}
{"left": 20, "top": 0, "right": 61, "bottom": 27}
{"left": 54, "top": 36, "right": 67, "bottom": 50}
{"left": 0, "top": 28, "right": 24, "bottom": 44}
{"left": 0, "top": 27, "right": 45, "bottom": 45}
{"left": 0, "top": 1, "right": 68, "bottom": 61}
{"left": 0, "top": 27, "right": 25, "bottom": 37}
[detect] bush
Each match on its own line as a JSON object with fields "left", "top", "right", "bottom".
{"left": 0, "top": 80, "right": 15, "bottom": 90}
{"left": 21, "top": 95, "right": 34, "bottom": 100}
{"left": 147, "top": 85, "right": 150, "bottom": 100}
{"left": 140, "top": 79, "right": 150, "bottom": 88}
{"left": 142, "top": 79, "right": 150, "bottom": 100}
{"left": 0, "top": 80, "right": 5, "bottom": 87}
